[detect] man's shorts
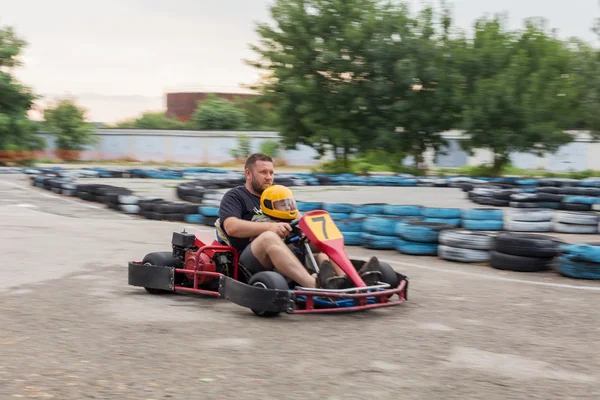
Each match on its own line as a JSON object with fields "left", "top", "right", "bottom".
{"left": 238, "top": 244, "right": 268, "bottom": 276}
{"left": 238, "top": 242, "right": 307, "bottom": 277}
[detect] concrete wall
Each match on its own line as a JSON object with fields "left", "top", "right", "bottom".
{"left": 37, "top": 128, "right": 600, "bottom": 171}
{"left": 37, "top": 129, "right": 330, "bottom": 167}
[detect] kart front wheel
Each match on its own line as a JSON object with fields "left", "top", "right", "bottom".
{"left": 247, "top": 271, "right": 290, "bottom": 317}
{"left": 350, "top": 258, "right": 399, "bottom": 289}
{"left": 377, "top": 261, "right": 400, "bottom": 289}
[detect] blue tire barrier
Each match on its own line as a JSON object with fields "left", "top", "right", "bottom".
{"left": 395, "top": 221, "right": 454, "bottom": 243}
{"left": 421, "top": 207, "right": 462, "bottom": 219}
{"left": 341, "top": 231, "right": 362, "bottom": 246}
{"left": 336, "top": 218, "right": 365, "bottom": 233}
{"left": 353, "top": 203, "right": 387, "bottom": 215}
{"left": 461, "top": 219, "right": 504, "bottom": 231}
{"left": 562, "top": 196, "right": 600, "bottom": 204}
{"left": 199, "top": 206, "right": 219, "bottom": 217}
{"left": 185, "top": 214, "right": 206, "bottom": 224}
{"left": 395, "top": 239, "right": 438, "bottom": 255}
{"left": 423, "top": 217, "right": 461, "bottom": 227}
{"left": 361, "top": 233, "right": 398, "bottom": 250}
{"left": 461, "top": 208, "right": 504, "bottom": 221}
{"left": 322, "top": 203, "right": 354, "bottom": 214}
{"left": 329, "top": 212, "right": 352, "bottom": 221}
{"left": 382, "top": 205, "right": 422, "bottom": 216}
{"left": 349, "top": 213, "right": 368, "bottom": 219}
{"left": 363, "top": 216, "right": 409, "bottom": 236}
{"left": 297, "top": 201, "right": 322, "bottom": 211}
{"left": 557, "top": 255, "right": 600, "bottom": 280}
{"left": 561, "top": 243, "right": 600, "bottom": 263}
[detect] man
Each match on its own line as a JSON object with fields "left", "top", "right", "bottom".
{"left": 217, "top": 153, "right": 381, "bottom": 289}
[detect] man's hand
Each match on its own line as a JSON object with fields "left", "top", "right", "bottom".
{"left": 269, "top": 222, "right": 292, "bottom": 238}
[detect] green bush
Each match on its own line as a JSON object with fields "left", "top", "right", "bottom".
{"left": 259, "top": 140, "right": 280, "bottom": 158}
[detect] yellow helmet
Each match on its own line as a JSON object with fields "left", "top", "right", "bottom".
{"left": 260, "top": 184, "right": 298, "bottom": 221}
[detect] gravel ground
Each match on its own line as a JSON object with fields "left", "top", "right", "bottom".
{"left": 1, "top": 174, "right": 600, "bottom": 400}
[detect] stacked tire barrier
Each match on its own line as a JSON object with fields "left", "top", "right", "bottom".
{"left": 464, "top": 181, "right": 600, "bottom": 213}
{"left": 460, "top": 208, "right": 504, "bottom": 230}
{"left": 395, "top": 221, "right": 454, "bottom": 255}
{"left": 558, "top": 243, "right": 600, "bottom": 279}
{"left": 22, "top": 169, "right": 600, "bottom": 280}
{"left": 490, "top": 233, "right": 563, "bottom": 272}
{"left": 553, "top": 211, "right": 600, "bottom": 234}
{"left": 138, "top": 199, "right": 200, "bottom": 221}
{"left": 438, "top": 230, "right": 495, "bottom": 263}
{"left": 505, "top": 209, "right": 553, "bottom": 232}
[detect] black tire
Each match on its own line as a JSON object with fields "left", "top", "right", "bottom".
{"left": 490, "top": 251, "right": 554, "bottom": 272}
{"left": 471, "top": 195, "right": 510, "bottom": 207}
{"left": 142, "top": 251, "right": 181, "bottom": 294}
{"left": 247, "top": 271, "right": 291, "bottom": 317}
{"left": 494, "top": 232, "right": 564, "bottom": 258}
{"left": 349, "top": 259, "right": 399, "bottom": 288}
{"left": 377, "top": 261, "right": 400, "bottom": 289}
{"left": 560, "top": 203, "right": 593, "bottom": 212}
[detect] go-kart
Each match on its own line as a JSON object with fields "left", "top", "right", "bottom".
{"left": 127, "top": 210, "right": 409, "bottom": 316}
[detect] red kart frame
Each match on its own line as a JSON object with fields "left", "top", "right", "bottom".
{"left": 128, "top": 210, "right": 409, "bottom": 316}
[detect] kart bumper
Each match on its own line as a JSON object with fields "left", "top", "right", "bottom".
{"left": 218, "top": 274, "right": 408, "bottom": 314}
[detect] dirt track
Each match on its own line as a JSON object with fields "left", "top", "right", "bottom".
{"left": 1, "top": 174, "right": 599, "bottom": 400}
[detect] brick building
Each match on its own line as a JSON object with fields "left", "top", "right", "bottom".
{"left": 166, "top": 92, "right": 259, "bottom": 122}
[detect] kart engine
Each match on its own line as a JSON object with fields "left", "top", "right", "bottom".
{"left": 171, "top": 230, "right": 232, "bottom": 286}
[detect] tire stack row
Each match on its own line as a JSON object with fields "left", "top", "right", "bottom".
{"left": 535, "top": 187, "right": 599, "bottom": 211}
{"left": 505, "top": 209, "right": 554, "bottom": 232}
{"left": 394, "top": 221, "right": 455, "bottom": 256}
{"left": 420, "top": 207, "right": 462, "bottom": 227}
{"left": 467, "top": 187, "right": 516, "bottom": 207}
{"left": 138, "top": 199, "right": 201, "bottom": 221}
{"left": 438, "top": 230, "right": 495, "bottom": 263}
{"left": 553, "top": 211, "right": 599, "bottom": 234}
{"left": 361, "top": 216, "right": 420, "bottom": 250}
{"left": 32, "top": 175, "right": 77, "bottom": 196}
{"left": 336, "top": 218, "right": 367, "bottom": 246}
{"left": 460, "top": 208, "right": 504, "bottom": 230}
{"left": 490, "top": 233, "right": 563, "bottom": 272}
{"left": 509, "top": 192, "right": 563, "bottom": 210}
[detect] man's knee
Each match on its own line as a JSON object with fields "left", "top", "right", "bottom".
{"left": 253, "top": 231, "right": 285, "bottom": 252}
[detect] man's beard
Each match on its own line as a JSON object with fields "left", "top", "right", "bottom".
{"left": 251, "top": 176, "right": 267, "bottom": 194}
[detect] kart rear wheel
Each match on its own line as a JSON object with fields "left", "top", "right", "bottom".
{"left": 247, "top": 271, "right": 290, "bottom": 317}
{"left": 142, "top": 251, "right": 181, "bottom": 294}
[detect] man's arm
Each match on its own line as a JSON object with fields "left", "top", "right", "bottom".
{"left": 219, "top": 191, "right": 290, "bottom": 239}
{"left": 223, "top": 217, "right": 278, "bottom": 238}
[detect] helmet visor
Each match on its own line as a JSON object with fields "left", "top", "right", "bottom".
{"left": 272, "top": 197, "right": 297, "bottom": 211}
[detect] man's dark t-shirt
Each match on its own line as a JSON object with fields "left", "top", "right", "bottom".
{"left": 218, "top": 185, "right": 262, "bottom": 254}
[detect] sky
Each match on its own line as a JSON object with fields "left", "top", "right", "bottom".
{"left": 1, "top": 0, "right": 599, "bottom": 123}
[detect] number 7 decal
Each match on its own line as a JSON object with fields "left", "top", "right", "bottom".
{"left": 312, "top": 216, "right": 328, "bottom": 239}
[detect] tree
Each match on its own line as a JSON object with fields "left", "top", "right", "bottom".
{"left": 234, "top": 97, "right": 279, "bottom": 130}
{"left": 249, "top": 0, "right": 392, "bottom": 168}
{"left": 460, "top": 16, "right": 574, "bottom": 175}
{"left": 43, "top": 99, "right": 96, "bottom": 158}
{"left": 191, "top": 94, "right": 247, "bottom": 130}
{"left": 249, "top": 0, "right": 467, "bottom": 170}
{"left": 384, "top": 3, "right": 465, "bottom": 169}
{"left": 0, "top": 25, "right": 45, "bottom": 164}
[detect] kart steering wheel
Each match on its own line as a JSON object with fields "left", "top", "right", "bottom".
{"left": 284, "top": 218, "right": 304, "bottom": 244}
